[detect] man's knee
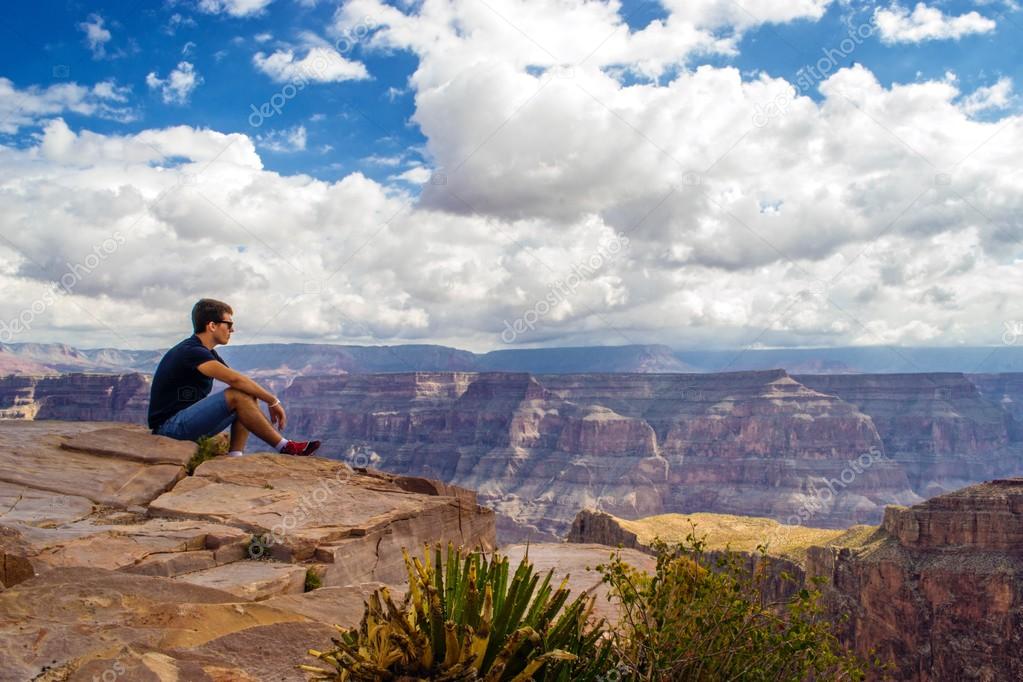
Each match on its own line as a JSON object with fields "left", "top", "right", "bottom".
{"left": 223, "top": 388, "right": 255, "bottom": 408}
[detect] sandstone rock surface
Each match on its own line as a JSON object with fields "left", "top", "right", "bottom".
{"left": 174, "top": 560, "right": 308, "bottom": 600}
{"left": 149, "top": 453, "right": 496, "bottom": 585}
{"left": 61, "top": 425, "right": 197, "bottom": 466}
{"left": 0, "top": 421, "right": 186, "bottom": 507}
{"left": 263, "top": 582, "right": 399, "bottom": 628}
{"left": 0, "top": 420, "right": 497, "bottom": 680}
{"left": 0, "top": 567, "right": 340, "bottom": 682}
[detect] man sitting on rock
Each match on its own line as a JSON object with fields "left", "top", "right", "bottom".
{"left": 147, "top": 298, "right": 320, "bottom": 457}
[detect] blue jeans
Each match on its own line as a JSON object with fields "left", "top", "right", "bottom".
{"left": 155, "top": 391, "right": 236, "bottom": 442}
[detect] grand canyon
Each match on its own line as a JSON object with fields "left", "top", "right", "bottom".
{"left": 7, "top": 2, "right": 1023, "bottom": 677}
{"left": 2, "top": 341, "right": 1022, "bottom": 680}
{"left": 4, "top": 343, "right": 1021, "bottom": 541}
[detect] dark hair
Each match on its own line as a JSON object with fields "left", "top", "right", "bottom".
{"left": 191, "top": 298, "right": 233, "bottom": 334}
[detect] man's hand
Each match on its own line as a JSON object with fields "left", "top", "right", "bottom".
{"left": 268, "top": 401, "right": 287, "bottom": 430}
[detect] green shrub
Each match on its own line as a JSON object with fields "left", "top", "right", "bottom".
{"left": 305, "top": 567, "right": 323, "bottom": 592}
{"left": 300, "top": 543, "right": 612, "bottom": 681}
{"left": 597, "top": 534, "right": 873, "bottom": 681}
{"left": 187, "top": 434, "right": 227, "bottom": 474}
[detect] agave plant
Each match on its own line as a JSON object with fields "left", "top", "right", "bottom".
{"left": 300, "top": 543, "right": 614, "bottom": 681}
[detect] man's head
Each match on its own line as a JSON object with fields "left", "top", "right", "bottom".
{"left": 192, "top": 298, "right": 234, "bottom": 345}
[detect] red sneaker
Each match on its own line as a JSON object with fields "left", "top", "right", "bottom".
{"left": 280, "top": 440, "right": 321, "bottom": 456}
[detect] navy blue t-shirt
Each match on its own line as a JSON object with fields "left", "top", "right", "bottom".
{"left": 148, "top": 335, "right": 228, "bottom": 431}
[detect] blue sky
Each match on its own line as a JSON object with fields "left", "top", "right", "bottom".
{"left": 2, "top": 0, "right": 424, "bottom": 182}
{"left": 1, "top": 0, "right": 1021, "bottom": 351}
{"left": 3, "top": 1, "right": 1016, "bottom": 181}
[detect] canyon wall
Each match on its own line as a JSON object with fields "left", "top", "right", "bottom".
{"left": 0, "top": 372, "right": 149, "bottom": 422}
{"left": 797, "top": 373, "right": 1021, "bottom": 498}
{"left": 570, "top": 481, "right": 1023, "bottom": 681}
{"left": 969, "top": 372, "right": 1023, "bottom": 440}
{"left": 5, "top": 369, "right": 1022, "bottom": 543}
{"left": 281, "top": 370, "right": 1022, "bottom": 540}
{"left": 806, "top": 478, "right": 1023, "bottom": 681}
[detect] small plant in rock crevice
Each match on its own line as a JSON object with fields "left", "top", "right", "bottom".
{"left": 188, "top": 434, "right": 227, "bottom": 474}
{"left": 305, "top": 567, "right": 323, "bottom": 592}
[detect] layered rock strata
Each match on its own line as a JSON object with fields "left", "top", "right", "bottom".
{"left": 798, "top": 373, "right": 1021, "bottom": 498}
{"left": 283, "top": 371, "right": 1013, "bottom": 539}
{"left": 0, "top": 372, "right": 150, "bottom": 422}
{"left": 969, "top": 372, "right": 1023, "bottom": 439}
{"left": 573, "top": 482, "right": 1023, "bottom": 682}
{"left": 806, "top": 479, "right": 1023, "bottom": 681}
{"left": 6, "top": 370, "right": 1022, "bottom": 544}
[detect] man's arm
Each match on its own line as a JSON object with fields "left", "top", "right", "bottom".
{"left": 197, "top": 361, "right": 276, "bottom": 404}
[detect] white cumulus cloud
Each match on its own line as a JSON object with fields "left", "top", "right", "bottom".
{"left": 77, "top": 14, "right": 112, "bottom": 59}
{"left": 146, "top": 61, "right": 202, "bottom": 104}
{"left": 253, "top": 46, "right": 369, "bottom": 83}
{"left": 3, "top": 0, "right": 1023, "bottom": 351}
{"left": 198, "top": 0, "right": 274, "bottom": 17}
{"left": 0, "top": 78, "right": 134, "bottom": 133}
{"left": 875, "top": 2, "right": 996, "bottom": 43}
{"left": 960, "top": 77, "right": 1013, "bottom": 115}
{"left": 257, "top": 125, "right": 307, "bottom": 152}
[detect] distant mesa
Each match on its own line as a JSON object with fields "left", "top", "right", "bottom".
{"left": 7, "top": 339, "right": 1023, "bottom": 375}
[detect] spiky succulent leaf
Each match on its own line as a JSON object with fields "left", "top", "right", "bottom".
{"left": 305, "top": 545, "right": 612, "bottom": 680}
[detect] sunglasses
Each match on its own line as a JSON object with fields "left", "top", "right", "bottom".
{"left": 216, "top": 319, "right": 235, "bottom": 330}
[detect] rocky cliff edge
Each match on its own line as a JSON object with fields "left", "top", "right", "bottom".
{"left": 0, "top": 420, "right": 495, "bottom": 681}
